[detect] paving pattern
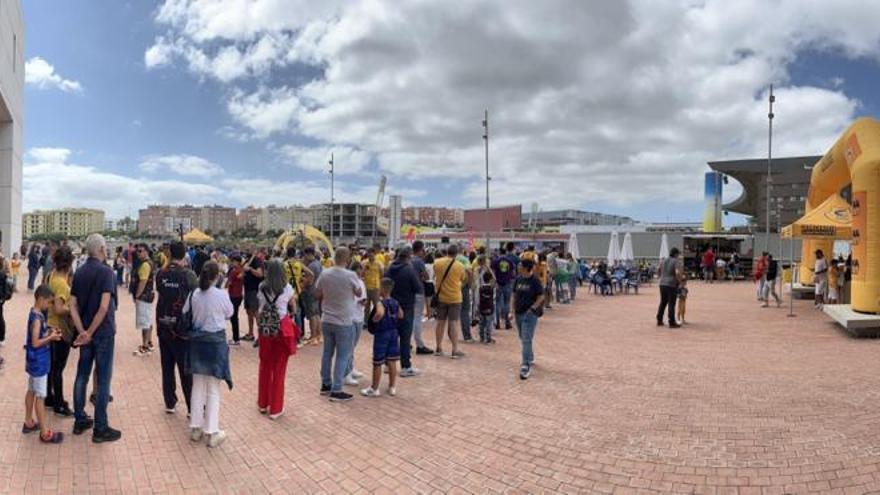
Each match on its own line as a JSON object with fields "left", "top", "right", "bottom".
{"left": 2, "top": 279, "right": 880, "bottom": 494}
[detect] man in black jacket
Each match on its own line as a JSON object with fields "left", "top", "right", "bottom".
{"left": 155, "top": 241, "right": 198, "bottom": 415}
{"left": 386, "top": 246, "right": 423, "bottom": 378}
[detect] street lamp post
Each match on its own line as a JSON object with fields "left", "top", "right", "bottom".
{"left": 482, "top": 109, "right": 490, "bottom": 252}
{"left": 766, "top": 84, "right": 775, "bottom": 254}
{"left": 329, "top": 153, "right": 335, "bottom": 246}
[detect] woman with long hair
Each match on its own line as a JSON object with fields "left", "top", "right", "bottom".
{"left": 44, "top": 246, "right": 75, "bottom": 416}
{"left": 256, "top": 259, "right": 296, "bottom": 419}
{"left": 184, "top": 262, "right": 233, "bottom": 448}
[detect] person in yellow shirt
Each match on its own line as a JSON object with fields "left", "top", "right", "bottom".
{"left": 374, "top": 246, "right": 387, "bottom": 269}
{"left": 45, "top": 246, "right": 75, "bottom": 416}
{"left": 362, "top": 249, "right": 384, "bottom": 323}
{"left": 433, "top": 245, "right": 468, "bottom": 359}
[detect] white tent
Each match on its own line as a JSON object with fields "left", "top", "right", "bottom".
{"left": 568, "top": 232, "right": 581, "bottom": 260}
{"left": 659, "top": 232, "right": 669, "bottom": 260}
{"left": 607, "top": 231, "right": 620, "bottom": 265}
{"left": 620, "top": 232, "right": 634, "bottom": 264}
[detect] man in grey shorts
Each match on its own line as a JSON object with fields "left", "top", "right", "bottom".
{"left": 432, "top": 245, "right": 467, "bottom": 359}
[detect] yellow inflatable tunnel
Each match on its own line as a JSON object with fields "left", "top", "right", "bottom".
{"left": 800, "top": 117, "right": 880, "bottom": 313}
{"left": 274, "top": 224, "right": 335, "bottom": 257}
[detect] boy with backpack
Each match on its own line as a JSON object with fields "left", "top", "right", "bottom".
{"left": 361, "top": 278, "right": 402, "bottom": 398}
{"left": 478, "top": 270, "right": 496, "bottom": 344}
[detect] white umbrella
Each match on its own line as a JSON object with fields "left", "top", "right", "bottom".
{"left": 568, "top": 232, "right": 581, "bottom": 260}
{"left": 659, "top": 232, "right": 669, "bottom": 260}
{"left": 607, "top": 231, "right": 620, "bottom": 265}
{"left": 620, "top": 232, "right": 635, "bottom": 264}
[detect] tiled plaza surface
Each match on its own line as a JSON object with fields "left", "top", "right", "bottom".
{"left": 2, "top": 279, "right": 880, "bottom": 494}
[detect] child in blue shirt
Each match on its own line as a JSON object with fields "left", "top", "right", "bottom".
{"left": 361, "top": 278, "right": 402, "bottom": 398}
{"left": 23, "top": 285, "right": 64, "bottom": 443}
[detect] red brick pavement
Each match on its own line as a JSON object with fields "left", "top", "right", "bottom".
{"left": 2, "top": 280, "right": 880, "bottom": 494}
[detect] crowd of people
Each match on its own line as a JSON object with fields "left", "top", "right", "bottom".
{"left": 2, "top": 236, "right": 600, "bottom": 447}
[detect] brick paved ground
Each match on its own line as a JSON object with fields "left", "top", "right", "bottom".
{"left": 2, "top": 279, "right": 880, "bottom": 494}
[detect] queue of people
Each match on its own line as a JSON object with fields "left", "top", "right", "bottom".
{"left": 5, "top": 235, "right": 600, "bottom": 448}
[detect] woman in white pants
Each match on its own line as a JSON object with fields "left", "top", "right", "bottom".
{"left": 184, "top": 262, "right": 234, "bottom": 448}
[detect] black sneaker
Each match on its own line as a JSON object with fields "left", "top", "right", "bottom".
{"left": 656, "top": 320, "right": 664, "bottom": 326}
{"left": 504, "top": 321, "right": 512, "bottom": 330}
{"left": 329, "top": 391, "right": 353, "bottom": 402}
{"left": 416, "top": 346, "right": 434, "bottom": 355}
{"left": 519, "top": 365, "right": 531, "bottom": 380}
{"left": 54, "top": 404, "right": 74, "bottom": 417}
{"left": 73, "top": 418, "right": 94, "bottom": 435}
{"left": 669, "top": 322, "right": 681, "bottom": 328}
{"left": 92, "top": 427, "right": 122, "bottom": 443}
{"left": 320, "top": 384, "right": 331, "bottom": 396}
{"left": 494, "top": 322, "right": 500, "bottom": 330}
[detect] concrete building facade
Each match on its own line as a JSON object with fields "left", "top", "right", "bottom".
{"left": 0, "top": 0, "right": 24, "bottom": 256}
{"left": 138, "top": 205, "right": 234, "bottom": 236}
{"left": 23, "top": 208, "right": 105, "bottom": 238}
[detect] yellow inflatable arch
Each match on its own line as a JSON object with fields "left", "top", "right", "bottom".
{"left": 801, "top": 117, "right": 880, "bottom": 313}
{"left": 274, "top": 224, "right": 335, "bottom": 258}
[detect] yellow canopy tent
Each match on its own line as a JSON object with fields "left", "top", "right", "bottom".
{"left": 274, "top": 224, "right": 334, "bottom": 256}
{"left": 781, "top": 193, "right": 852, "bottom": 240}
{"left": 183, "top": 228, "right": 214, "bottom": 244}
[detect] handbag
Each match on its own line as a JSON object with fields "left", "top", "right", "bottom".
{"left": 279, "top": 315, "right": 299, "bottom": 356}
{"left": 173, "top": 291, "right": 194, "bottom": 340}
{"left": 431, "top": 259, "right": 456, "bottom": 309}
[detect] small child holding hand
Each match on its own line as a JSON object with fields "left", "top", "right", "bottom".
{"left": 361, "top": 278, "right": 402, "bottom": 398}
{"left": 23, "top": 285, "right": 64, "bottom": 444}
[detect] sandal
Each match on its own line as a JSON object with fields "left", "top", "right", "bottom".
{"left": 40, "top": 430, "right": 64, "bottom": 444}
{"left": 21, "top": 422, "right": 40, "bottom": 434}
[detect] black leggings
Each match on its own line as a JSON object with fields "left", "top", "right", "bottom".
{"left": 46, "top": 339, "right": 72, "bottom": 407}
{"left": 0, "top": 302, "right": 5, "bottom": 342}
{"left": 230, "top": 297, "right": 242, "bottom": 342}
{"left": 657, "top": 285, "right": 678, "bottom": 324}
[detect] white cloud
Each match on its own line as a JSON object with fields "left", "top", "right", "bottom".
{"left": 139, "top": 154, "right": 224, "bottom": 177}
{"left": 23, "top": 147, "right": 414, "bottom": 218}
{"left": 25, "top": 57, "right": 84, "bottom": 93}
{"left": 24, "top": 149, "right": 222, "bottom": 218}
{"left": 276, "top": 144, "right": 371, "bottom": 175}
{"left": 146, "top": 0, "right": 880, "bottom": 209}
{"left": 226, "top": 87, "right": 302, "bottom": 137}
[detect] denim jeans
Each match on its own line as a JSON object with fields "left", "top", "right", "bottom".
{"left": 74, "top": 334, "right": 115, "bottom": 430}
{"left": 479, "top": 314, "right": 493, "bottom": 342}
{"left": 555, "top": 279, "right": 569, "bottom": 303}
{"left": 412, "top": 294, "right": 426, "bottom": 348}
{"left": 569, "top": 278, "right": 578, "bottom": 300}
{"left": 398, "top": 304, "right": 414, "bottom": 369}
{"left": 345, "top": 320, "right": 363, "bottom": 377}
{"left": 495, "top": 284, "right": 512, "bottom": 325}
{"left": 460, "top": 286, "right": 473, "bottom": 340}
{"left": 515, "top": 311, "right": 538, "bottom": 367}
{"left": 321, "top": 322, "right": 356, "bottom": 393}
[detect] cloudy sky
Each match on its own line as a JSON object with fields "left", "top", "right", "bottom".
{"left": 21, "top": 0, "right": 880, "bottom": 224}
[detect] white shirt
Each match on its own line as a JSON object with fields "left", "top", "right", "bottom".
{"left": 184, "top": 287, "right": 233, "bottom": 333}
{"left": 814, "top": 258, "right": 828, "bottom": 283}
{"left": 315, "top": 266, "right": 362, "bottom": 326}
{"left": 351, "top": 278, "right": 367, "bottom": 324}
{"left": 257, "top": 284, "right": 295, "bottom": 317}
{"left": 426, "top": 264, "right": 435, "bottom": 283}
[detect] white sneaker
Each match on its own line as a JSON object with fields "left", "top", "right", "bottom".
{"left": 269, "top": 410, "right": 284, "bottom": 420}
{"left": 208, "top": 430, "right": 227, "bottom": 448}
{"left": 387, "top": 387, "right": 397, "bottom": 397}
{"left": 344, "top": 374, "right": 359, "bottom": 386}
{"left": 360, "top": 387, "right": 381, "bottom": 397}
{"left": 351, "top": 369, "right": 365, "bottom": 379}
{"left": 190, "top": 427, "right": 203, "bottom": 442}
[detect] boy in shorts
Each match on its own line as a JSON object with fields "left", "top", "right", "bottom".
{"left": 361, "top": 278, "right": 402, "bottom": 398}
{"left": 23, "top": 285, "right": 64, "bottom": 443}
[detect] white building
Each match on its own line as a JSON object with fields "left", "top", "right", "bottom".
{"left": 0, "top": 0, "right": 24, "bottom": 256}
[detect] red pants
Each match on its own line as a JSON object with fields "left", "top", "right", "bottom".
{"left": 258, "top": 335, "right": 290, "bottom": 415}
